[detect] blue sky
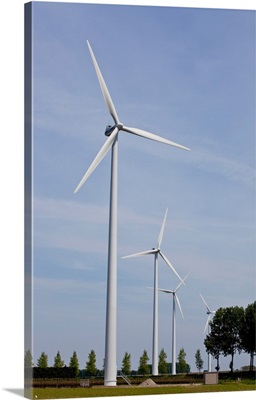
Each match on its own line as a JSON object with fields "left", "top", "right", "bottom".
{"left": 27, "top": 0, "right": 255, "bottom": 374}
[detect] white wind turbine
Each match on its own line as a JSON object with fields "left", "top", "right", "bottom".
{"left": 122, "top": 208, "right": 185, "bottom": 376}
{"left": 74, "top": 41, "right": 190, "bottom": 387}
{"left": 158, "top": 273, "right": 189, "bottom": 375}
{"left": 200, "top": 293, "right": 216, "bottom": 372}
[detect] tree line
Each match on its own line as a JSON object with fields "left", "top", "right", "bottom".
{"left": 204, "top": 302, "right": 255, "bottom": 372}
{"left": 25, "top": 301, "right": 255, "bottom": 376}
{"left": 25, "top": 347, "right": 193, "bottom": 377}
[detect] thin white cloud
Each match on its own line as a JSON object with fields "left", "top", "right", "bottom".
{"left": 34, "top": 196, "right": 109, "bottom": 223}
{"left": 191, "top": 147, "right": 255, "bottom": 188}
{"left": 33, "top": 196, "right": 165, "bottom": 254}
{"left": 34, "top": 276, "right": 106, "bottom": 294}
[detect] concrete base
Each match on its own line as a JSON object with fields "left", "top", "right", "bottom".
{"left": 104, "top": 380, "right": 117, "bottom": 387}
{"left": 203, "top": 371, "right": 218, "bottom": 385}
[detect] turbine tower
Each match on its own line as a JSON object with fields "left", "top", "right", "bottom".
{"left": 122, "top": 208, "right": 185, "bottom": 376}
{"left": 200, "top": 293, "right": 216, "bottom": 372}
{"left": 159, "top": 273, "right": 189, "bottom": 375}
{"left": 74, "top": 41, "right": 190, "bottom": 387}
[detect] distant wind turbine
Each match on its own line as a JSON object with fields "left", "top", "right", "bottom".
{"left": 158, "top": 273, "right": 189, "bottom": 375}
{"left": 74, "top": 41, "right": 190, "bottom": 387}
{"left": 200, "top": 293, "right": 216, "bottom": 372}
{"left": 122, "top": 208, "right": 185, "bottom": 376}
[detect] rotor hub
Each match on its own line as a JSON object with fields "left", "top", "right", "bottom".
{"left": 117, "top": 123, "right": 123, "bottom": 130}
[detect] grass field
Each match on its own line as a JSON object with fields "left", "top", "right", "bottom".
{"left": 32, "top": 380, "right": 255, "bottom": 399}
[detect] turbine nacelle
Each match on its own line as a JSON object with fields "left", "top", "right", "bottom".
{"left": 105, "top": 123, "right": 124, "bottom": 136}
{"left": 105, "top": 125, "right": 115, "bottom": 136}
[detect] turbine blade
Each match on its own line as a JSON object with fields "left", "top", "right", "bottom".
{"left": 175, "top": 294, "right": 185, "bottom": 320}
{"left": 122, "top": 125, "right": 190, "bottom": 151}
{"left": 157, "top": 208, "right": 168, "bottom": 249}
{"left": 74, "top": 127, "right": 118, "bottom": 193}
{"left": 175, "top": 273, "right": 190, "bottom": 292}
{"left": 199, "top": 293, "right": 211, "bottom": 313}
{"left": 159, "top": 251, "right": 185, "bottom": 285}
{"left": 87, "top": 40, "right": 119, "bottom": 124}
{"left": 122, "top": 249, "right": 157, "bottom": 259}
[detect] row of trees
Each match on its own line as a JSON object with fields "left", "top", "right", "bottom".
{"left": 25, "top": 350, "right": 81, "bottom": 375}
{"left": 25, "top": 302, "right": 254, "bottom": 377}
{"left": 204, "top": 302, "right": 255, "bottom": 372}
{"left": 134, "top": 347, "right": 190, "bottom": 375}
{"left": 25, "top": 347, "right": 191, "bottom": 376}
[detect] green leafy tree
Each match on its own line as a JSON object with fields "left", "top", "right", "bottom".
{"left": 177, "top": 347, "right": 187, "bottom": 373}
{"left": 121, "top": 352, "right": 131, "bottom": 375}
{"left": 221, "top": 306, "right": 244, "bottom": 372}
{"left": 85, "top": 350, "right": 97, "bottom": 376}
{"left": 240, "top": 302, "right": 256, "bottom": 371}
{"left": 158, "top": 348, "right": 168, "bottom": 374}
{"left": 205, "top": 306, "right": 244, "bottom": 372}
{"left": 24, "top": 350, "right": 33, "bottom": 368}
{"left": 69, "top": 351, "right": 79, "bottom": 377}
{"left": 53, "top": 351, "right": 65, "bottom": 368}
{"left": 176, "top": 362, "right": 190, "bottom": 373}
{"left": 138, "top": 350, "right": 150, "bottom": 375}
{"left": 37, "top": 352, "right": 48, "bottom": 368}
{"left": 195, "top": 349, "right": 204, "bottom": 372}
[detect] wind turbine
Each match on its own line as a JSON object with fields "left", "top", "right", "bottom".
{"left": 74, "top": 41, "right": 190, "bottom": 387}
{"left": 200, "top": 293, "right": 216, "bottom": 372}
{"left": 122, "top": 208, "right": 185, "bottom": 376}
{"left": 158, "top": 273, "right": 189, "bottom": 375}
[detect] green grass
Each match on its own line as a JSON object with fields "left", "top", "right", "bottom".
{"left": 32, "top": 381, "right": 255, "bottom": 399}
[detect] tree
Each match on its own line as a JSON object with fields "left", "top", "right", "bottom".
{"left": 85, "top": 350, "right": 97, "bottom": 376}
{"left": 53, "top": 351, "right": 65, "bottom": 368}
{"left": 240, "top": 302, "right": 256, "bottom": 371}
{"left": 121, "top": 352, "right": 131, "bottom": 375}
{"left": 177, "top": 347, "right": 187, "bottom": 373}
{"left": 158, "top": 348, "right": 168, "bottom": 374}
{"left": 69, "top": 351, "right": 79, "bottom": 377}
{"left": 195, "top": 349, "right": 204, "bottom": 372}
{"left": 37, "top": 352, "right": 48, "bottom": 368}
{"left": 221, "top": 306, "right": 244, "bottom": 372}
{"left": 138, "top": 350, "right": 150, "bottom": 375}
{"left": 205, "top": 306, "right": 244, "bottom": 373}
{"left": 24, "top": 350, "right": 33, "bottom": 368}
